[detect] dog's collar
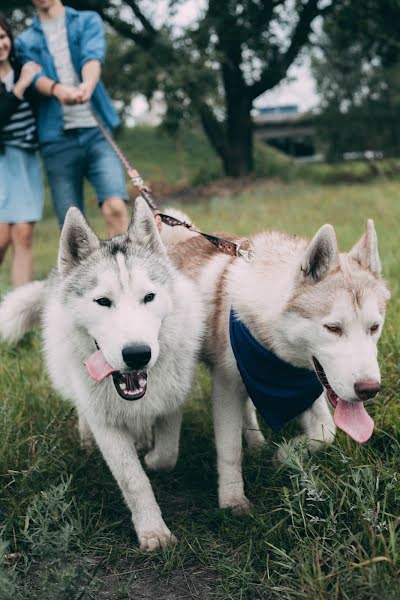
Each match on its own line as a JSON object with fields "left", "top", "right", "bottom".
{"left": 229, "top": 310, "right": 323, "bottom": 431}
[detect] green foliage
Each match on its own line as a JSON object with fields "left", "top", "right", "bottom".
{"left": 313, "top": 0, "right": 400, "bottom": 160}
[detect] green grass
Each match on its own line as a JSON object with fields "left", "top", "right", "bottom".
{"left": 115, "top": 125, "right": 297, "bottom": 190}
{"left": 305, "top": 158, "right": 400, "bottom": 185}
{"left": 1, "top": 177, "right": 400, "bottom": 599}
{"left": 115, "top": 125, "right": 400, "bottom": 189}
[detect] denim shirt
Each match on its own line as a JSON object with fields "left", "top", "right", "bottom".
{"left": 15, "top": 7, "right": 120, "bottom": 144}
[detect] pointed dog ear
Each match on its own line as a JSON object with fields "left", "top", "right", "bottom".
{"left": 127, "top": 197, "right": 166, "bottom": 256}
{"left": 348, "top": 219, "right": 381, "bottom": 276}
{"left": 301, "top": 224, "right": 338, "bottom": 282}
{"left": 58, "top": 208, "right": 100, "bottom": 275}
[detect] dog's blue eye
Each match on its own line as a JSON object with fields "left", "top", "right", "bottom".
{"left": 144, "top": 293, "right": 155, "bottom": 304}
{"left": 95, "top": 297, "right": 112, "bottom": 308}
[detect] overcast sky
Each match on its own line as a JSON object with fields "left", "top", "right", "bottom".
{"left": 258, "top": 60, "right": 318, "bottom": 111}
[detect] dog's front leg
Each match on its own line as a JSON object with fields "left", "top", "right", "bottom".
{"left": 90, "top": 423, "right": 177, "bottom": 551}
{"left": 145, "top": 410, "right": 183, "bottom": 472}
{"left": 243, "top": 398, "right": 266, "bottom": 449}
{"left": 212, "top": 372, "right": 250, "bottom": 515}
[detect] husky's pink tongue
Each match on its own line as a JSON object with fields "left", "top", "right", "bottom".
{"left": 84, "top": 349, "right": 116, "bottom": 382}
{"left": 334, "top": 399, "right": 374, "bottom": 443}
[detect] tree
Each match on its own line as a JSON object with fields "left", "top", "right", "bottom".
{"left": 3, "top": 1, "right": 337, "bottom": 176}
{"left": 312, "top": 0, "right": 400, "bottom": 160}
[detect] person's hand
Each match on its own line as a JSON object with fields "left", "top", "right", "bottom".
{"left": 52, "top": 83, "right": 83, "bottom": 106}
{"left": 78, "top": 81, "right": 96, "bottom": 103}
{"left": 13, "top": 62, "right": 42, "bottom": 99}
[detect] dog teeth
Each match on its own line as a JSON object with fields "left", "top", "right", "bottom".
{"left": 120, "top": 383, "right": 126, "bottom": 390}
{"left": 139, "top": 378, "right": 146, "bottom": 387}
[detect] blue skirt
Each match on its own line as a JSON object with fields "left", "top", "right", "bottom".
{"left": 0, "top": 144, "right": 44, "bottom": 223}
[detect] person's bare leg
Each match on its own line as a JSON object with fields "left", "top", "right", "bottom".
{"left": 101, "top": 196, "right": 129, "bottom": 237}
{"left": 10, "top": 222, "right": 35, "bottom": 287}
{"left": 0, "top": 223, "right": 11, "bottom": 266}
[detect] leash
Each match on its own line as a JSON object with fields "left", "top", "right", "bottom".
{"left": 92, "top": 111, "right": 252, "bottom": 261}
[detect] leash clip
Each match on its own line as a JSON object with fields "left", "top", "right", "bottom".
{"left": 236, "top": 240, "right": 254, "bottom": 262}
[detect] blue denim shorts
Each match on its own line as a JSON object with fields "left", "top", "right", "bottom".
{"left": 41, "top": 127, "right": 128, "bottom": 226}
{"left": 0, "top": 145, "right": 44, "bottom": 223}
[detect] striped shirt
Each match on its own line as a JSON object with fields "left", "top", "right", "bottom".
{"left": 0, "top": 69, "right": 38, "bottom": 151}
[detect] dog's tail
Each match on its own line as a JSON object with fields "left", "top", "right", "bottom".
{"left": 160, "top": 207, "right": 199, "bottom": 246}
{"left": 0, "top": 280, "right": 46, "bottom": 343}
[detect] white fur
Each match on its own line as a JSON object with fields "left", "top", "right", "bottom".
{"left": 0, "top": 199, "right": 204, "bottom": 551}
{"left": 0, "top": 281, "right": 46, "bottom": 343}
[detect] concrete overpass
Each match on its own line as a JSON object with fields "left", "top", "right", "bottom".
{"left": 253, "top": 106, "right": 317, "bottom": 158}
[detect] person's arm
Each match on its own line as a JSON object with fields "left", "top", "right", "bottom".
{"left": 13, "top": 62, "right": 42, "bottom": 99}
{"left": 15, "top": 34, "right": 81, "bottom": 105}
{"left": 35, "top": 76, "right": 82, "bottom": 105}
{"left": 77, "top": 12, "right": 106, "bottom": 104}
{"left": 0, "top": 62, "right": 41, "bottom": 129}
{"left": 79, "top": 13, "right": 106, "bottom": 67}
{"left": 79, "top": 59, "right": 101, "bottom": 103}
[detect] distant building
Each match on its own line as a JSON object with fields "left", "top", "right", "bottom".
{"left": 253, "top": 104, "right": 317, "bottom": 159}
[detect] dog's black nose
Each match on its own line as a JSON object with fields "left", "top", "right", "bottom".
{"left": 122, "top": 344, "right": 151, "bottom": 370}
{"left": 354, "top": 380, "right": 381, "bottom": 400}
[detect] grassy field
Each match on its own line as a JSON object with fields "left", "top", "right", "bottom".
{"left": 1, "top": 159, "right": 400, "bottom": 599}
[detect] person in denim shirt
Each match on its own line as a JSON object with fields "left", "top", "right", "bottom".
{"left": 16, "top": 0, "right": 129, "bottom": 236}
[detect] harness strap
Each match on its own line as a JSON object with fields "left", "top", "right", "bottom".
{"left": 157, "top": 213, "right": 252, "bottom": 259}
{"left": 91, "top": 111, "right": 252, "bottom": 261}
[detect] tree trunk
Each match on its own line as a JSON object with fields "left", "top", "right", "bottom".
{"left": 199, "top": 94, "right": 254, "bottom": 178}
{"left": 222, "top": 96, "right": 253, "bottom": 177}
{"left": 222, "top": 90, "right": 254, "bottom": 177}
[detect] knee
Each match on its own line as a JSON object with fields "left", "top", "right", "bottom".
{"left": 101, "top": 197, "right": 128, "bottom": 222}
{"left": 12, "top": 224, "right": 34, "bottom": 250}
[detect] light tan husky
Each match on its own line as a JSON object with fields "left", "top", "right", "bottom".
{"left": 162, "top": 212, "right": 390, "bottom": 514}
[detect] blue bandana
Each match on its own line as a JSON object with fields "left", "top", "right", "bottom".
{"left": 229, "top": 310, "right": 323, "bottom": 431}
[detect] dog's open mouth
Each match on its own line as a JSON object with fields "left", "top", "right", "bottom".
{"left": 312, "top": 356, "right": 374, "bottom": 444}
{"left": 83, "top": 347, "right": 147, "bottom": 402}
{"left": 112, "top": 370, "right": 147, "bottom": 401}
{"left": 312, "top": 357, "right": 338, "bottom": 408}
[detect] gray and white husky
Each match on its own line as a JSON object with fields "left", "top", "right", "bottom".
{"left": 0, "top": 198, "right": 203, "bottom": 550}
{"left": 162, "top": 212, "right": 390, "bottom": 514}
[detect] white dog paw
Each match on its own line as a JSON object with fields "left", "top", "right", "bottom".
{"left": 244, "top": 429, "right": 267, "bottom": 450}
{"left": 144, "top": 450, "right": 177, "bottom": 472}
{"left": 273, "top": 444, "right": 292, "bottom": 468}
{"left": 273, "top": 428, "right": 336, "bottom": 470}
{"left": 220, "top": 494, "right": 252, "bottom": 516}
{"left": 273, "top": 436, "right": 313, "bottom": 469}
{"left": 138, "top": 528, "right": 178, "bottom": 551}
